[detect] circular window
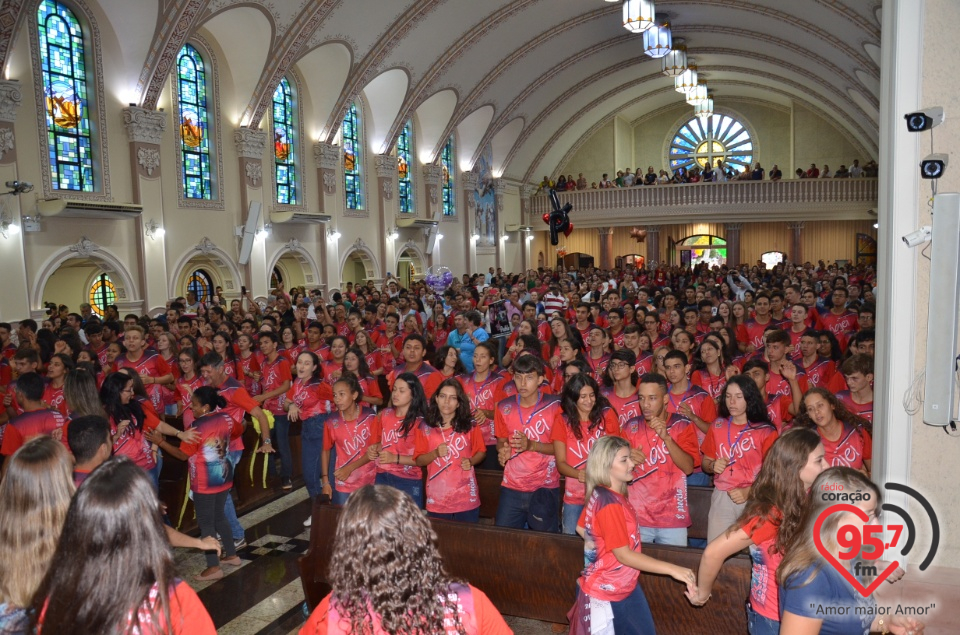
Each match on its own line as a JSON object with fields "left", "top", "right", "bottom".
{"left": 669, "top": 114, "right": 754, "bottom": 173}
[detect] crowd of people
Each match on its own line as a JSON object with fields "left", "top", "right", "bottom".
{"left": 539, "top": 157, "right": 878, "bottom": 192}
{"left": 0, "top": 256, "right": 928, "bottom": 634}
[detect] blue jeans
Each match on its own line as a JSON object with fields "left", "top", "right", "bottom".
{"left": 331, "top": 488, "right": 351, "bottom": 506}
{"left": 300, "top": 414, "right": 327, "bottom": 499}
{"left": 146, "top": 453, "right": 162, "bottom": 490}
{"left": 686, "top": 471, "right": 712, "bottom": 487}
{"left": 224, "top": 450, "right": 244, "bottom": 539}
{"left": 495, "top": 486, "right": 559, "bottom": 533}
{"left": 639, "top": 526, "right": 687, "bottom": 546}
{"left": 610, "top": 583, "right": 657, "bottom": 635}
{"left": 272, "top": 414, "right": 293, "bottom": 479}
{"left": 562, "top": 502, "right": 584, "bottom": 535}
{"left": 430, "top": 508, "right": 480, "bottom": 523}
{"left": 747, "top": 604, "right": 780, "bottom": 635}
{"left": 375, "top": 471, "right": 424, "bottom": 508}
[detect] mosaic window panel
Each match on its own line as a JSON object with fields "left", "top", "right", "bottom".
{"left": 273, "top": 77, "right": 297, "bottom": 205}
{"left": 441, "top": 136, "right": 455, "bottom": 217}
{"left": 188, "top": 269, "right": 214, "bottom": 303}
{"left": 397, "top": 120, "right": 414, "bottom": 214}
{"left": 343, "top": 102, "right": 364, "bottom": 210}
{"left": 669, "top": 115, "right": 753, "bottom": 174}
{"left": 89, "top": 273, "right": 114, "bottom": 317}
{"left": 38, "top": 0, "right": 94, "bottom": 191}
{"left": 177, "top": 44, "right": 213, "bottom": 200}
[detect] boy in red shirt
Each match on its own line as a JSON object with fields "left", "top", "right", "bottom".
{"left": 836, "top": 354, "right": 874, "bottom": 423}
{"left": 1, "top": 372, "right": 68, "bottom": 464}
{"left": 255, "top": 331, "right": 293, "bottom": 489}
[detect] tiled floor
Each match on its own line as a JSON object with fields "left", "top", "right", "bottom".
{"left": 177, "top": 488, "right": 960, "bottom": 633}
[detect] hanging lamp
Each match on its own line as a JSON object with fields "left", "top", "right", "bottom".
{"left": 661, "top": 45, "right": 687, "bottom": 76}
{"left": 675, "top": 65, "right": 697, "bottom": 93}
{"left": 622, "top": 0, "right": 655, "bottom": 33}
{"left": 686, "top": 83, "right": 708, "bottom": 106}
{"left": 643, "top": 19, "right": 672, "bottom": 58}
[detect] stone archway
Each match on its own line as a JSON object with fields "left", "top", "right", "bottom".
{"left": 395, "top": 240, "right": 427, "bottom": 288}
{"left": 268, "top": 238, "right": 321, "bottom": 289}
{"left": 339, "top": 237, "right": 381, "bottom": 287}
{"left": 33, "top": 237, "right": 140, "bottom": 316}
{"left": 168, "top": 237, "right": 243, "bottom": 300}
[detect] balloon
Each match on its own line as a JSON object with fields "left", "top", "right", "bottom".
{"left": 547, "top": 189, "right": 574, "bottom": 246}
{"left": 424, "top": 266, "right": 454, "bottom": 294}
{"left": 564, "top": 223, "right": 574, "bottom": 237}
{"left": 542, "top": 213, "right": 551, "bottom": 224}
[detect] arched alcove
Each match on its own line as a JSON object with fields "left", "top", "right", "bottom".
{"left": 33, "top": 239, "right": 139, "bottom": 313}
{"left": 339, "top": 238, "right": 380, "bottom": 286}
{"left": 268, "top": 241, "right": 320, "bottom": 289}
{"left": 168, "top": 239, "right": 242, "bottom": 300}
{"left": 396, "top": 241, "right": 427, "bottom": 288}
{"left": 673, "top": 235, "right": 727, "bottom": 269}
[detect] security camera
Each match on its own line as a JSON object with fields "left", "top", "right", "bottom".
{"left": 902, "top": 225, "right": 932, "bottom": 248}
{"left": 920, "top": 153, "right": 948, "bottom": 179}
{"left": 4, "top": 180, "right": 33, "bottom": 194}
{"left": 905, "top": 107, "right": 945, "bottom": 132}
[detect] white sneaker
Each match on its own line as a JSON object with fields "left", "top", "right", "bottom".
{"left": 303, "top": 516, "right": 312, "bottom": 528}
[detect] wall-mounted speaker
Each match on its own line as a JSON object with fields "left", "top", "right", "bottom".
{"left": 238, "top": 201, "right": 262, "bottom": 266}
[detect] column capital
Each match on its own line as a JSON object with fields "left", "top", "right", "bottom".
{"left": 724, "top": 223, "right": 744, "bottom": 232}
{"left": 597, "top": 227, "right": 614, "bottom": 235}
{"left": 314, "top": 141, "right": 340, "bottom": 170}
{"left": 375, "top": 154, "right": 397, "bottom": 179}
{"left": 462, "top": 170, "right": 479, "bottom": 190}
{"left": 0, "top": 80, "right": 22, "bottom": 123}
{"left": 233, "top": 128, "right": 267, "bottom": 159}
{"left": 422, "top": 164, "right": 444, "bottom": 186}
{"left": 494, "top": 178, "right": 509, "bottom": 194}
{"left": 122, "top": 107, "right": 167, "bottom": 145}
{"left": 521, "top": 183, "right": 539, "bottom": 199}
{"left": 787, "top": 221, "right": 806, "bottom": 230}
{"left": 645, "top": 225, "right": 661, "bottom": 234}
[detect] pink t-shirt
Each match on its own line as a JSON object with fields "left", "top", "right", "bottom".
{"left": 372, "top": 408, "right": 422, "bottom": 480}
{"left": 414, "top": 423, "right": 485, "bottom": 514}
{"left": 323, "top": 407, "right": 377, "bottom": 493}
{"left": 742, "top": 511, "right": 783, "bottom": 622}
{"left": 550, "top": 408, "right": 619, "bottom": 505}
{"left": 494, "top": 393, "right": 561, "bottom": 493}
{"left": 457, "top": 371, "right": 504, "bottom": 447}
{"left": 701, "top": 418, "right": 779, "bottom": 490}
{"left": 601, "top": 387, "right": 640, "bottom": 429}
{"left": 118, "top": 350, "right": 171, "bottom": 414}
{"left": 577, "top": 487, "right": 641, "bottom": 602}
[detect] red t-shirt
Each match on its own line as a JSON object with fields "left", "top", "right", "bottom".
{"left": 388, "top": 362, "right": 444, "bottom": 400}
{"left": 238, "top": 354, "right": 262, "bottom": 396}
{"left": 457, "top": 371, "right": 505, "bottom": 447}
{"left": 414, "top": 423, "right": 485, "bottom": 514}
{"left": 216, "top": 377, "right": 260, "bottom": 452}
{"left": 494, "top": 393, "right": 562, "bottom": 492}
{"left": 323, "top": 407, "right": 377, "bottom": 493}
{"left": 118, "top": 351, "right": 172, "bottom": 414}
{"left": 175, "top": 374, "right": 204, "bottom": 429}
{"left": 285, "top": 377, "right": 334, "bottom": 419}
{"left": 550, "top": 408, "right": 619, "bottom": 505}
{"left": 371, "top": 408, "right": 423, "bottom": 480}
{"left": 737, "top": 317, "right": 775, "bottom": 350}
{"left": 586, "top": 353, "right": 610, "bottom": 384}
{"left": 601, "top": 387, "right": 640, "bottom": 429}
{"left": 691, "top": 369, "right": 727, "bottom": 402}
{"left": 577, "top": 487, "right": 641, "bottom": 602}
{"left": 0, "top": 408, "right": 68, "bottom": 455}
{"left": 42, "top": 382, "right": 68, "bottom": 417}
{"left": 259, "top": 356, "right": 292, "bottom": 415}
{"left": 180, "top": 411, "right": 242, "bottom": 494}
{"left": 801, "top": 357, "right": 837, "bottom": 389}
{"left": 835, "top": 391, "right": 873, "bottom": 423}
{"left": 819, "top": 421, "right": 872, "bottom": 469}
{"left": 766, "top": 393, "right": 792, "bottom": 432}
{"left": 109, "top": 409, "right": 159, "bottom": 470}
{"left": 701, "top": 418, "right": 779, "bottom": 490}
{"left": 742, "top": 510, "right": 784, "bottom": 621}
{"left": 621, "top": 413, "right": 700, "bottom": 528}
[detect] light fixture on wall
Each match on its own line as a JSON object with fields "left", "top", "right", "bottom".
{"left": 686, "top": 83, "right": 708, "bottom": 106}
{"left": 470, "top": 232, "right": 480, "bottom": 242}
{"left": 327, "top": 228, "right": 341, "bottom": 241}
{"left": 660, "top": 44, "right": 687, "bottom": 76}
{"left": 694, "top": 95, "right": 714, "bottom": 120}
{"left": 0, "top": 211, "right": 19, "bottom": 238}
{"left": 255, "top": 223, "right": 271, "bottom": 241}
{"left": 436, "top": 233, "right": 443, "bottom": 240}
{"left": 642, "top": 18, "right": 671, "bottom": 58}
{"left": 622, "top": 0, "right": 655, "bottom": 33}
{"left": 388, "top": 227, "right": 400, "bottom": 240}
{"left": 675, "top": 65, "right": 697, "bottom": 93}
{"left": 144, "top": 219, "right": 165, "bottom": 240}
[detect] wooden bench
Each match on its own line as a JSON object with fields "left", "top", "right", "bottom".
{"left": 298, "top": 503, "right": 751, "bottom": 633}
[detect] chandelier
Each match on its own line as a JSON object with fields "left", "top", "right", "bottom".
{"left": 643, "top": 19, "right": 672, "bottom": 58}
{"left": 675, "top": 65, "right": 697, "bottom": 93}
{"left": 686, "top": 83, "right": 708, "bottom": 106}
{"left": 695, "top": 96, "right": 714, "bottom": 120}
{"left": 622, "top": 0, "right": 655, "bottom": 34}
{"left": 661, "top": 45, "right": 687, "bottom": 76}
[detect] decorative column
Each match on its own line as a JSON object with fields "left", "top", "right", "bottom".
{"left": 123, "top": 106, "right": 168, "bottom": 313}
{"left": 0, "top": 80, "right": 30, "bottom": 321}
{"left": 494, "top": 179, "right": 508, "bottom": 271}
{"left": 375, "top": 154, "right": 398, "bottom": 277}
{"left": 520, "top": 184, "right": 538, "bottom": 274}
{"left": 598, "top": 227, "right": 614, "bottom": 270}
{"left": 645, "top": 226, "right": 661, "bottom": 268}
{"left": 422, "top": 164, "right": 443, "bottom": 220}
{"left": 788, "top": 221, "right": 805, "bottom": 264}
{"left": 724, "top": 223, "right": 743, "bottom": 268}
{"left": 314, "top": 142, "right": 340, "bottom": 214}
{"left": 234, "top": 128, "right": 268, "bottom": 295}
{"left": 463, "top": 170, "right": 479, "bottom": 274}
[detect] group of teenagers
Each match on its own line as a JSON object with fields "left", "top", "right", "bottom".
{"left": 0, "top": 258, "right": 926, "bottom": 634}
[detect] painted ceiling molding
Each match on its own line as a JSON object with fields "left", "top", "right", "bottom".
{"left": 0, "top": 0, "right": 30, "bottom": 78}
{"left": 137, "top": 0, "right": 206, "bottom": 109}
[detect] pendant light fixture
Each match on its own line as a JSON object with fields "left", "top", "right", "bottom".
{"left": 686, "top": 83, "right": 708, "bottom": 106}
{"left": 661, "top": 44, "right": 687, "bottom": 76}
{"left": 643, "top": 18, "right": 672, "bottom": 58}
{"left": 695, "top": 96, "right": 714, "bottom": 120}
{"left": 622, "top": 0, "right": 655, "bottom": 34}
{"left": 675, "top": 65, "right": 698, "bottom": 93}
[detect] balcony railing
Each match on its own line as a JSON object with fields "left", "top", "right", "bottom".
{"left": 529, "top": 178, "right": 878, "bottom": 226}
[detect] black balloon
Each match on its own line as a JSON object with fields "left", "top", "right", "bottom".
{"left": 547, "top": 189, "right": 573, "bottom": 246}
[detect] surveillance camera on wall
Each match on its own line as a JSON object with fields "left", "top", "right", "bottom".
{"left": 905, "top": 107, "right": 945, "bottom": 132}
{"left": 4, "top": 180, "right": 33, "bottom": 194}
{"left": 902, "top": 225, "right": 932, "bottom": 248}
{"left": 920, "top": 153, "right": 948, "bottom": 179}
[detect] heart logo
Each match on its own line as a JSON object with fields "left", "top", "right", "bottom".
{"left": 813, "top": 504, "right": 901, "bottom": 597}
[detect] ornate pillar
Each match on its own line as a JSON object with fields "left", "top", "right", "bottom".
{"left": 724, "top": 223, "right": 743, "bottom": 268}
{"left": 375, "top": 154, "right": 398, "bottom": 277}
{"left": 494, "top": 179, "right": 508, "bottom": 271}
{"left": 463, "top": 170, "right": 479, "bottom": 274}
{"left": 598, "top": 227, "right": 614, "bottom": 270}
{"left": 314, "top": 142, "right": 340, "bottom": 214}
{"left": 422, "top": 164, "right": 443, "bottom": 220}
{"left": 788, "top": 221, "right": 805, "bottom": 264}
{"left": 645, "top": 226, "right": 661, "bottom": 268}
{"left": 123, "top": 106, "right": 168, "bottom": 313}
{"left": 0, "top": 80, "right": 30, "bottom": 321}
{"left": 520, "top": 184, "right": 538, "bottom": 274}
{"left": 234, "top": 128, "right": 268, "bottom": 295}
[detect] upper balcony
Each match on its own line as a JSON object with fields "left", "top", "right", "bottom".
{"left": 528, "top": 178, "right": 879, "bottom": 227}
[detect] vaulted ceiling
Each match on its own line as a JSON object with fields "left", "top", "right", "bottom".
{"left": 4, "top": 0, "right": 882, "bottom": 183}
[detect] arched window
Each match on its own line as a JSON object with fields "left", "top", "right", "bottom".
{"left": 270, "top": 266, "right": 283, "bottom": 290}
{"left": 272, "top": 77, "right": 297, "bottom": 205}
{"left": 343, "top": 102, "right": 364, "bottom": 210}
{"left": 441, "top": 136, "right": 455, "bottom": 217}
{"left": 675, "top": 234, "right": 727, "bottom": 269}
{"left": 397, "top": 120, "right": 414, "bottom": 214}
{"left": 188, "top": 269, "right": 214, "bottom": 303}
{"left": 177, "top": 44, "right": 213, "bottom": 200}
{"left": 669, "top": 114, "right": 753, "bottom": 175}
{"left": 37, "top": 0, "right": 94, "bottom": 192}
{"left": 760, "top": 251, "right": 786, "bottom": 270}
{"left": 88, "top": 273, "right": 115, "bottom": 318}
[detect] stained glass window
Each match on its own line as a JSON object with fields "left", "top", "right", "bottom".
{"left": 38, "top": 0, "right": 94, "bottom": 192}
{"left": 177, "top": 44, "right": 212, "bottom": 200}
{"left": 397, "top": 120, "right": 414, "bottom": 214}
{"left": 669, "top": 114, "right": 753, "bottom": 175}
{"left": 343, "top": 102, "right": 364, "bottom": 210}
{"left": 272, "top": 77, "right": 297, "bottom": 205}
{"left": 88, "top": 273, "right": 115, "bottom": 318}
{"left": 188, "top": 269, "right": 213, "bottom": 303}
{"left": 441, "top": 136, "right": 455, "bottom": 217}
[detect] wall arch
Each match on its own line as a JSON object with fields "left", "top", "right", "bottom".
{"left": 268, "top": 241, "right": 321, "bottom": 287}
{"left": 168, "top": 239, "right": 243, "bottom": 299}
{"left": 660, "top": 106, "right": 761, "bottom": 174}
{"left": 33, "top": 239, "right": 140, "bottom": 311}
{"left": 339, "top": 238, "right": 381, "bottom": 285}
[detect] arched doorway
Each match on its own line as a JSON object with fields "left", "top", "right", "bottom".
{"left": 34, "top": 240, "right": 140, "bottom": 316}
{"left": 674, "top": 235, "right": 727, "bottom": 268}
{"left": 396, "top": 242, "right": 426, "bottom": 289}
{"left": 559, "top": 252, "right": 594, "bottom": 269}
{"left": 169, "top": 240, "right": 242, "bottom": 301}
{"left": 339, "top": 239, "right": 381, "bottom": 288}
{"left": 616, "top": 254, "right": 645, "bottom": 270}
{"left": 42, "top": 259, "right": 116, "bottom": 317}
{"left": 760, "top": 251, "right": 787, "bottom": 270}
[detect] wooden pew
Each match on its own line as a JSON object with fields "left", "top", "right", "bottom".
{"left": 298, "top": 503, "right": 751, "bottom": 633}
